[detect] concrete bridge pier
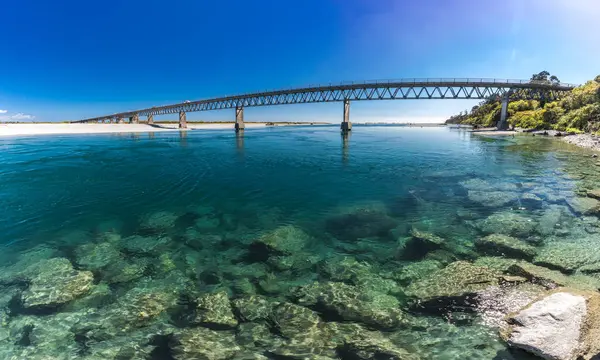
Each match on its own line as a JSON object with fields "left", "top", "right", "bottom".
{"left": 117, "top": 117, "right": 124, "bottom": 124}
{"left": 179, "top": 111, "right": 187, "bottom": 129}
{"left": 341, "top": 99, "right": 352, "bottom": 133}
{"left": 497, "top": 93, "right": 510, "bottom": 130}
{"left": 147, "top": 114, "right": 154, "bottom": 125}
{"left": 132, "top": 114, "right": 139, "bottom": 124}
{"left": 235, "top": 106, "right": 245, "bottom": 132}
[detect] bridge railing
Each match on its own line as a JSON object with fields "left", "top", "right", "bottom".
{"left": 233, "top": 78, "right": 578, "bottom": 99}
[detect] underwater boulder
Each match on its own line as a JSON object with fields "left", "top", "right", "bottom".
{"left": 272, "top": 302, "right": 322, "bottom": 338}
{"left": 235, "top": 322, "right": 274, "bottom": 348}
{"left": 567, "top": 196, "right": 600, "bottom": 216}
{"left": 170, "top": 327, "right": 241, "bottom": 360}
{"left": 467, "top": 190, "right": 519, "bottom": 208}
{"left": 121, "top": 234, "right": 172, "bottom": 255}
{"left": 507, "top": 262, "right": 600, "bottom": 291}
{"left": 534, "top": 238, "right": 600, "bottom": 273}
{"left": 189, "top": 291, "right": 238, "bottom": 329}
{"left": 74, "top": 241, "right": 123, "bottom": 271}
{"left": 340, "top": 333, "right": 418, "bottom": 360}
{"left": 21, "top": 258, "right": 94, "bottom": 309}
{"left": 397, "top": 228, "right": 445, "bottom": 260}
{"left": 405, "top": 261, "right": 508, "bottom": 313}
{"left": 475, "top": 211, "right": 537, "bottom": 238}
{"left": 139, "top": 211, "right": 178, "bottom": 231}
{"left": 232, "top": 295, "right": 277, "bottom": 323}
{"left": 74, "top": 284, "right": 179, "bottom": 341}
{"left": 587, "top": 189, "right": 600, "bottom": 200}
{"left": 294, "top": 281, "right": 405, "bottom": 329}
{"left": 393, "top": 259, "right": 443, "bottom": 285}
{"left": 475, "top": 234, "right": 537, "bottom": 260}
{"left": 325, "top": 204, "right": 398, "bottom": 241}
{"left": 251, "top": 225, "right": 311, "bottom": 256}
{"left": 519, "top": 193, "right": 544, "bottom": 209}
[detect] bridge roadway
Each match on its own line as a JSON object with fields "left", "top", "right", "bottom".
{"left": 72, "top": 78, "right": 577, "bottom": 131}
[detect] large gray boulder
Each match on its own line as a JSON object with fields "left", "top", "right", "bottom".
{"left": 503, "top": 291, "right": 600, "bottom": 360}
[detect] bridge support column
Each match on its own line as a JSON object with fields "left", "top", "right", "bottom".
{"left": 235, "top": 106, "right": 245, "bottom": 132}
{"left": 497, "top": 93, "right": 510, "bottom": 130}
{"left": 341, "top": 99, "right": 352, "bottom": 133}
{"left": 179, "top": 111, "right": 187, "bottom": 129}
{"left": 132, "top": 114, "right": 139, "bottom": 124}
{"left": 117, "top": 117, "right": 124, "bottom": 124}
{"left": 147, "top": 114, "right": 154, "bottom": 125}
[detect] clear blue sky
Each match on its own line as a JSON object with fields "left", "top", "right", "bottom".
{"left": 0, "top": 0, "right": 598, "bottom": 123}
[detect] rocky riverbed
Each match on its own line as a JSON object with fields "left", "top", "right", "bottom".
{"left": 1, "top": 176, "right": 600, "bottom": 359}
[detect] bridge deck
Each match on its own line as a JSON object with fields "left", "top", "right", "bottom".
{"left": 73, "top": 78, "right": 577, "bottom": 123}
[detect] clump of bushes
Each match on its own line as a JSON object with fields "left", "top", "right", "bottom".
{"left": 446, "top": 72, "right": 600, "bottom": 133}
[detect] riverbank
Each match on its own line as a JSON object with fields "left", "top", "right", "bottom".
{"left": 560, "top": 133, "right": 600, "bottom": 152}
{"left": 0, "top": 123, "right": 288, "bottom": 137}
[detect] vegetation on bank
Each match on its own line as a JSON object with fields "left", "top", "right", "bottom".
{"left": 446, "top": 72, "right": 600, "bottom": 133}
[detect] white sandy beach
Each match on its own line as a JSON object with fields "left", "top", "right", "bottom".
{"left": 0, "top": 123, "right": 270, "bottom": 137}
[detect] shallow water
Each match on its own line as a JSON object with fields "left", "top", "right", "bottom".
{"left": 0, "top": 125, "right": 599, "bottom": 359}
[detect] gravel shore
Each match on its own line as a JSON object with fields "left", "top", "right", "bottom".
{"left": 560, "top": 133, "right": 600, "bottom": 152}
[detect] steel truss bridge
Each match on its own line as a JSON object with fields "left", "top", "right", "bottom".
{"left": 72, "top": 78, "right": 577, "bottom": 131}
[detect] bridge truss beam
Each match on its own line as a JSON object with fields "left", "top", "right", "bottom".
{"left": 72, "top": 79, "right": 577, "bottom": 124}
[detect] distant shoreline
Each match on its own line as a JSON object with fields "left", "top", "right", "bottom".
{"left": 0, "top": 123, "right": 313, "bottom": 137}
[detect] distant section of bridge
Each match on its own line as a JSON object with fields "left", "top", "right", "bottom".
{"left": 72, "top": 78, "right": 578, "bottom": 131}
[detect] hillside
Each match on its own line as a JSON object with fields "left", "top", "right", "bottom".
{"left": 446, "top": 72, "right": 600, "bottom": 134}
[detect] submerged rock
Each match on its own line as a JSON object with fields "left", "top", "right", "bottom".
{"left": 567, "top": 196, "right": 600, "bottom": 215}
{"left": 587, "top": 189, "right": 600, "bottom": 200}
{"left": 519, "top": 193, "right": 544, "bottom": 209}
{"left": 397, "top": 228, "right": 445, "bottom": 260}
{"left": 406, "top": 261, "right": 507, "bottom": 312}
{"left": 475, "top": 211, "right": 537, "bottom": 237}
{"left": 393, "top": 259, "right": 442, "bottom": 284}
{"left": 170, "top": 327, "right": 241, "bottom": 360}
{"left": 190, "top": 291, "right": 238, "bottom": 329}
{"left": 340, "top": 334, "right": 418, "bottom": 360}
{"left": 325, "top": 204, "right": 397, "bottom": 241}
{"left": 468, "top": 190, "right": 518, "bottom": 208}
{"left": 74, "top": 284, "right": 179, "bottom": 341}
{"left": 502, "top": 291, "right": 600, "bottom": 360}
{"left": 74, "top": 241, "right": 122, "bottom": 271}
{"left": 21, "top": 258, "right": 94, "bottom": 309}
{"left": 235, "top": 322, "right": 273, "bottom": 347}
{"left": 252, "top": 225, "right": 311, "bottom": 255}
{"left": 295, "top": 281, "right": 405, "bottom": 329}
{"left": 534, "top": 238, "right": 600, "bottom": 273}
{"left": 475, "top": 234, "right": 537, "bottom": 260}
{"left": 272, "top": 302, "right": 322, "bottom": 338}
{"left": 121, "top": 234, "right": 172, "bottom": 255}
{"left": 139, "top": 211, "right": 178, "bottom": 231}
{"left": 508, "top": 262, "right": 600, "bottom": 291}
{"left": 321, "top": 256, "right": 373, "bottom": 282}
{"left": 232, "top": 295, "right": 277, "bottom": 323}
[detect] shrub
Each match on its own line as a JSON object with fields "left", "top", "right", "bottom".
{"left": 508, "top": 109, "right": 546, "bottom": 129}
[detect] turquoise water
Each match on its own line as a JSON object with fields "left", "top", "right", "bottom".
{"left": 0, "top": 126, "right": 599, "bottom": 359}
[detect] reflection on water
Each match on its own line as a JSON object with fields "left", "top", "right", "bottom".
{"left": 0, "top": 126, "right": 599, "bottom": 359}
{"left": 342, "top": 131, "right": 351, "bottom": 165}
